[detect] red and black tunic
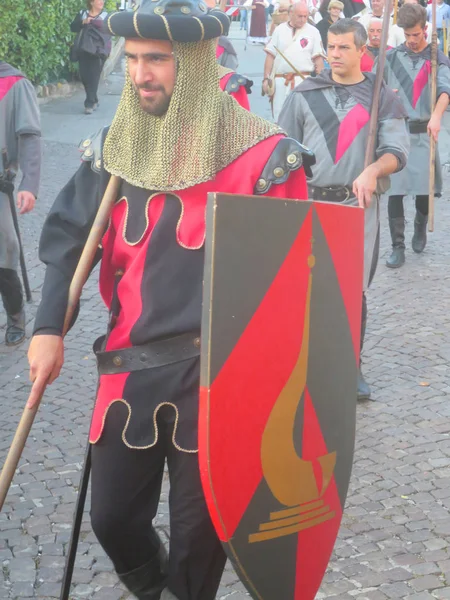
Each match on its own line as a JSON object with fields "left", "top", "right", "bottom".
{"left": 34, "top": 131, "right": 312, "bottom": 452}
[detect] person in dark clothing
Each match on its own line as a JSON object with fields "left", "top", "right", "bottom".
{"left": 0, "top": 62, "right": 41, "bottom": 346}
{"left": 316, "top": 0, "right": 343, "bottom": 49}
{"left": 71, "top": 0, "right": 112, "bottom": 114}
{"left": 27, "top": 1, "right": 311, "bottom": 598}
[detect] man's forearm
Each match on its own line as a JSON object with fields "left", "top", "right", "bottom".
{"left": 366, "top": 153, "right": 399, "bottom": 178}
{"left": 432, "top": 92, "right": 450, "bottom": 121}
{"left": 264, "top": 53, "right": 275, "bottom": 78}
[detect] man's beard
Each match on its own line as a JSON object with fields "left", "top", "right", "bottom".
{"left": 134, "top": 83, "right": 172, "bottom": 116}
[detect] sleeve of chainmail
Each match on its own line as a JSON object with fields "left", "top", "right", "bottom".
{"left": 33, "top": 162, "right": 103, "bottom": 335}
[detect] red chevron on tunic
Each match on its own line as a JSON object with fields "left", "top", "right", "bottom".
{"left": 0, "top": 75, "right": 23, "bottom": 101}
{"left": 335, "top": 104, "right": 370, "bottom": 164}
{"left": 412, "top": 60, "right": 431, "bottom": 108}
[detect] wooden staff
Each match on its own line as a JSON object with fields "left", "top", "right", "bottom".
{"left": 429, "top": 0, "right": 437, "bottom": 231}
{"left": 0, "top": 174, "right": 121, "bottom": 510}
{"left": 393, "top": 0, "right": 399, "bottom": 26}
{"left": 444, "top": 19, "right": 448, "bottom": 57}
{"left": 364, "top": 0, "right": 394, "bottom": 169}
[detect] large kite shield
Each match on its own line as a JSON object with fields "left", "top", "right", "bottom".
{"left": 199, "top": 193, "right": 364, "bottom": 600}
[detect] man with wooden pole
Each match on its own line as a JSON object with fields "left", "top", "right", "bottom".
{"left": 0, "top": 61, "right": 41, "bottom": 345}
{"left": 383, "top": 2, "right": 450, "bottom": 268}
{"left": 0, "top": 2, "right": 315, "bottom": 599}
{"left": 278, "top": 15, "right": 409, "bottom": 401}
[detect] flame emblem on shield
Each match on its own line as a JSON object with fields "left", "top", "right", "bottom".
{"left": 249, "top": 239, "right": 336, "bottom": 544}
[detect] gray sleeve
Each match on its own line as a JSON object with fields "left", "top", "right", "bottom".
{"left": 376, "top": 117, "right": 410, "bottom": 172}
{"left": 18, "top": 134, "right": 41, "bottom": 196}
{"left": 221, "top": 52, "right": 239, "bottom": 71}
{"left": 437, "top": 63, "right": 450, "bottom": 99}
{"left": 14, "top": 78, "right": 41, "bottom": 136}
{"left": 277, "top": 92, "right": 305, "bottom": 143}
{"left": 13, "top": 78, "right": 41, "bottom": 195}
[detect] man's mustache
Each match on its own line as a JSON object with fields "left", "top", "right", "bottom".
{"left": 136, "top": 83, "right": 165, "bottom": 92}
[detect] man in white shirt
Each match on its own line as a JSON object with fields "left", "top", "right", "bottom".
{"left": 263, "top": 1, "right": 324, "bottom": 120}
{"left": 357, "top": 0, "right": 391, "bottom": 30}
{"left": 426, "top": 0, "right": 450, "bottom": 49}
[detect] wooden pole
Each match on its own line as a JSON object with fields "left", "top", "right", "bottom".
{"left": 444, "top": 19, "right": 448, "bottom": 57}
{"left": 429, "top": 0, "right": 437, "bottom": 232}
{"left": 364, "top": 0, "right": 394, "bottom": 169}
{"left": 393, "top": 0, "right": 399, "bottom": 26}
{"left": 0, "top": 174, "right": 121, "bottom": 511}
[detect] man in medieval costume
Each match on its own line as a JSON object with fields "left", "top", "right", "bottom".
{"left": 382, "top": 3, "right": 450, "bottom": 268}
{"left": 0, "top": 62, "right": 41, "bottom": 346}
{"left": 360, "top": 17, "right": 392, "bottom": 70}
{"left": 27, "top": 1, "right": 314, "bottom": 598}
{"left": 278, "top": 19, "right": 409, "bottom": 401}
{"left": 219, "top": 66, "right": 253, "bottom": 108}
{"left": 216, "top": 37, "right": 253, "bottom": 109}
{"left": 263, "top": 1, "right": 324, "bottom": 121}
{"left": 216, "top": 35, "right": 239, "bottom": 69}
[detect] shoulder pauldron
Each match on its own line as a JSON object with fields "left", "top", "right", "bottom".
{"left": 224, "top": 73, "right": 254, "bottom": 95}
{"left": 254, "top": 137, "right": 315, "bottom": 195}
{"left": 79, "top": 127, "right": 110, "bottom": 173}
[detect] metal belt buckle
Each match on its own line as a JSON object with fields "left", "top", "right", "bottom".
{"left": 343, "top": 186, "right": 351, "bottom": 202}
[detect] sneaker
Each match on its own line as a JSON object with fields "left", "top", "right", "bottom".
{"left": 85, "top": 107, "right": 94, "bottom": 115}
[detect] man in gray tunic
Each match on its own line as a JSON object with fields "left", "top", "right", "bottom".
{"left": 380, "top": 4, "right": 450, "bottom": 268}
{"left": 279, "top": 19, "right": 409, "bottom": 401}
{"left": 0, "top": 62, "right": 41, "bottom": 345}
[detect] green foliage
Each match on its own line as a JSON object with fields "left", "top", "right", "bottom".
{"left": 0, "top": 0, "right": 117, "bottom": 84}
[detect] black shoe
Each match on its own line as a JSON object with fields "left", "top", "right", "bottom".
{"left": 386, "top": 217, "right": 405, "bottom": 268}
{"left": 357, "top": 367, "right": 372, "bottom": 401}
{"left": 5, "top": 309, "right": 25, "bottom": 346}
{"left": 386, "top": 247, "right": 405, "bottom": 269}
{"left": 118, "top": 541, "right": 168, "bottom": 599}
{"left": 412, "top": 211, "right": 428, "bottom": 253}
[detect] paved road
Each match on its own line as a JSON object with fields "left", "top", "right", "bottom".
{"left": 2, "top": 22, "right": 450, "bottom": 600}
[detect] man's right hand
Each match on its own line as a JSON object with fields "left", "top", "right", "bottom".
{"left": 27, "top": 335, "right": 64, "bottom": 409}
{"left": 262, "top": 78, "right": 272, "bottom": 96}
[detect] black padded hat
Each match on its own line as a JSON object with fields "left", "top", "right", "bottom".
{"left": 103, "top": 0, "right": 230, "bottom": 42}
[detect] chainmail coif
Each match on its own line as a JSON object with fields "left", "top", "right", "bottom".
{"left": 103, "top": 39, "right": 282, "bottom": 191}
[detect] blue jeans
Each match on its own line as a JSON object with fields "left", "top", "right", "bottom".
{"left": 240, "top": 8, "right": 248, "bottom": 29}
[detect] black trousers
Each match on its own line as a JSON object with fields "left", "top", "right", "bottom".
{"left": 0, "top": 268, "right": 23, "bottom": 315}
{"left": 388, "top": 195, "right": 429, "bottom": 218}
{"left": 78, "top": 52, "right": 105, "bottom": 108}
{"left": 90, "top": 403, "right": 226, "bottom": 600}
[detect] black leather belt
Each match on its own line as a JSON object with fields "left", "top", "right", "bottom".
{"left": 96, "top": 331, "right": 201, "bottom": 375}
{"left": 0, "top": 178, "right": 14, "bottom": 194}
{"left": 409, "top": 121, "right": 428, "bottom": 134}
{"left": 308, "top": 184, "right": 355, "bottom": 202}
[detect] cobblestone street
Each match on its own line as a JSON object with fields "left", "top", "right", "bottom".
{"left": 2, "top": 24, "right": 450, "bottom": 600}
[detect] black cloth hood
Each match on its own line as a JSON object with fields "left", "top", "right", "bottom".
{"left": 396, "top": 43, "right": 450, "bottom": 67}
{"left": 294, "top": 70, "right": 408, "bottom": 119}
{"left": 0, "top": 62, "right": 25, "bottom": 78}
